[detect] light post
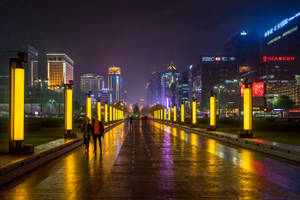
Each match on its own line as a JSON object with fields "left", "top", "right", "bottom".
{"left": 173, "top": 105, "right": 177, "bottom": 122}
{"left": 64, "top": 83, "right": 73, "bottom": 137}
{"left": 97, "top": 100, "right": 101, "bottom": 121}
{"left": 181, "top": 103, "right": 185, "bottom": 123}
{"left": 86, "top": 92, "right": 92, "bottom": 122}
{"left": 109, "top": 105, "right": 112, "bottom": 122}
{"left": 105, "top": 103, "right": 108, "bottom": 123}
{"left": 164, "top": 108, "right": 167, "bottom": 121}
{"left": 207, "top": 91, "right": 216, "bottom": 131}
{"left": 192, "top": 101, "right": 197, "bottom": 125}
{"left": 168, "top": 107, "right": 171, "bottom": 121}
{"left": 9, "top": 56, "right": 25, "bottom": 153}
{"left": 240, "top": 82, "right": 253, "bottom": 138}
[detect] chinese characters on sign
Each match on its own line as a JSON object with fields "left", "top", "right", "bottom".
{"left": 202, "top": 57, "right": 236, "bottom": 62}
{"left": 263, "top": 56, "right": 295, "bottom": 62}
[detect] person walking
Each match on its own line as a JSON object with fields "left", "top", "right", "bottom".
{"left": 92, "top": 115, "right": 104, "bottom": 153}
{"left": 129, "top": 115, "right": 133, "bottom": 130}
{"left": 81, "top": 117, "right": 92, "bottom": 151}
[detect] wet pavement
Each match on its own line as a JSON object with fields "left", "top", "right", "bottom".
{"left": 0, "top": 120, "right": 300, "bottom": 199}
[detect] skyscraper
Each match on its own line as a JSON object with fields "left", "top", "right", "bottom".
{"left": 108, "top": 66, "right": 122, "bottom": 103}
{"left": 47, "top": 53, "right": 74, "bottom": 91}
{"left": 161, "top": 62, "right": 180, "bottom": 107}
{"left": 26, "top": 46, "right": 38, "bottom": 86}
{"left": 80, "top": 73, "right": 104, "bottom": 95}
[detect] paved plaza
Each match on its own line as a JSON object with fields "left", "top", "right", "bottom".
{"left": 0, "top": 120, "right": 300, "bottom": 199}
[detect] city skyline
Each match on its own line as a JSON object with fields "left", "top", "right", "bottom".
{"left": 0, "top": 0, "right": 299, "bottom": 104}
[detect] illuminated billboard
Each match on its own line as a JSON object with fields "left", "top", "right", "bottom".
{"left": 241, "top": 82, "right": 264, "bottom": 97}
{"left": 202, "top": 56, "right": 236, "bottom": 62}
{"left": 239, "top": 66, "right": 251, "bottom": 73}
{"left": 264, "top": 12, "right": 300, "bottom": 38}
{"left": 263, "top": 56, "right": 295, "bottom": 62}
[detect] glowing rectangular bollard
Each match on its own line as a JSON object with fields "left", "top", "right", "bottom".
{"left": 10, "top": 67, "right": 24, "bottom": 141}
{"left": 173, "top": 106, "right": 177, "bottom": 122}
{"left": 65, "top": 86, "right": 73, "bottom": 130}
{"left": 97, "top": 101, "right": 101, "bottom": 121}
{"left": 105, "top": 104, "right": 108, "bottom": 122}
{"left": 192, "top": 101, "right": 197, "bottom": 124}
{"left": 243, "top": 87, "right": 252, "bottom": 131}
{"left": 86, "top": 96, "right": 92, "bottom": 121}
{"left": 210, "top": 96, "right": 216, "bottom": 127}
{"left": 164, "top": 109, "right": 167, "bottom": 120}
{"left": 181, "top": 104, "right": 185, "bottom": 123}
{"left": 109, "top": 106, "right": 112, "bottom": 121}
{"left": 168, "top": 108, "right": 171, "bottom": 121}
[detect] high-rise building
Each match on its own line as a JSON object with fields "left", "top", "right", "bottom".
{"left": 146, "top": 71, "right": 161, "bottom": 106}
{"left": 108, "top": 66, "right": 122, "bottom": 103}
{"left": 26, "top": 46, "right": 39, "bottom": 86}
{"left": 161, "top": 62, "right": 180, "bottom": 107}
{"left": 191, "top": 56, "right": 238, "bottom": 109}
{"left": 177, "top": 71, "right": 189, "bottom": 105}
{"left": 47, "top": 53, "right": 74, "bottom": 91}
{"left": 80, "top": 73, "right": 104, "bottom": 95}
{"left": 99, "top": 88, "right": 113, "bottom": 104}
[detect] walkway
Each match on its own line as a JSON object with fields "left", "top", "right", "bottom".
{"left": 0, "top": 121, "right": 300, "bottom": 199}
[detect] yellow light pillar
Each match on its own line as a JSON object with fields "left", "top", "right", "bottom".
{"left": 168, "top": 107, "right": 171, "bottom": 121}
{"left": 240, "top": 83, "right": 253, "bottom": 138}
{"left": 192, "top": 101, "right": 197, "bottom": 124}
{"left": 105, "top": 104, "right": 108, "bottom": 123}
{"left": 113, "top": 107, "right": 115, "bottom": 121}
{"left": 164, "top": 108, "right": 167, "bottom": 120}
{"left": 181, "top": 104, "right": 185, "bottom": 123}
{"left": 97, "top": 101, "right": 101, "bottom": 121}
{"left": 173, "top": 105, "right": 177, "bottom": 122}
{"left": 64, "top": 84, "right": 73, "bottom": 135}
{"left": 9, "top": 59, "right": 25, "bottom": 153}
{"left": 86, "top": 93, "right": 92, "bottom": 122}
{"left": 109, "top": 105, "right": 112, "bottom": 122}
{"left": 208, "top": 93, "right": 216, "bottom": 131}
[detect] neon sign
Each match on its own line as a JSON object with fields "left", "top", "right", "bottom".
{"left": 263, "top": 56, "right": 295, "bottom": 62}
{"left": 202, "top": 57, "right": 236, "bottom": 62}
{"left": 264, "top": 12, "right": 300, "bottom": 38}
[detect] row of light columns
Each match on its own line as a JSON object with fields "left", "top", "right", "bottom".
{"left": 85, "top": 94, "right": 124, "bottom": 124}
{"left": 153, "top": 83, "right": 253, "bottom": 138}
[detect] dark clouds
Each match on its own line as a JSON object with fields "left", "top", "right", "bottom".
{"left": 0, "top": 0, "right": 299, "bottom": 103}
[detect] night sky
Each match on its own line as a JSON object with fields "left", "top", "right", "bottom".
{"left": 0, "top": 0, "right": 299, "bottom": 104}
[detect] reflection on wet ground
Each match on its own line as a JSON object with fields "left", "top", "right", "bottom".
{"left": 0, "top": 121, "right": 300, "bottom": 199}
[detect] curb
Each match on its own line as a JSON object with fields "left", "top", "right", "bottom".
{"left": 155, "top": 120, "right": 300, "bottom": 162}
{"left": 0, "top": 121, "right": 124, "bottom": 186}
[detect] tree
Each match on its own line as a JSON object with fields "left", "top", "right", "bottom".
{"left": 133, "top": 103, "right": 140, "bottom": 117}
{"left": 273, "top": 95, "right": 294, "bottom": 110}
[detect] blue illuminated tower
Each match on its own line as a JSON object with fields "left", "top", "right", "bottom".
{"left": 108, "top": 66, "right": 122, "bottom": 103}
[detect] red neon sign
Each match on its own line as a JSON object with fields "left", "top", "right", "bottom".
{"left": 241, "top": 82, "right": 264, "bottom": 97}
{"left": 263, "top": 56, "right": 295, "bottom": 62}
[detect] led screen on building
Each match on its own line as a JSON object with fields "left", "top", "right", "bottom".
{"left": 241, "top": 82, "right": 264, "bottom": 97}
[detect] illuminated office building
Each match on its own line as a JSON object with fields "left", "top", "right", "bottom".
{"left": 108, "top": 66, "right": 122, "bottom": 103}
{"left": 26, "top": 46, "right": 39, "bottom": 86}
{"left": 80, "top": 73, "right": 104, "bottom": 95}
{"left": 161, "top": 62, "right": 180, "bottom": 107}
{"left": 47, "top": 53, "right": 74, "bottom": 91}
{"left": 99, "top": 88, "right": 113, "bottom": 104}
{"left": 146, "top": 71, "right": 162, "bottom": 106}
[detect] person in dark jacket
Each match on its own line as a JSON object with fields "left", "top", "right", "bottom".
{"left": 81, "top": 117, "right": 92, "bottom": 151}
{"left": 92, "top": 115, "right": 105, "bottom": 153}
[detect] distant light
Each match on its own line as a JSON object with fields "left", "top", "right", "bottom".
{"left": 240, "top": 30, "right": 247, "bottom": 35}
{"left": 189, "top": 65, "right": 193, "bottom": 70}
{"left": 215, "top": 57, "right": 221, "bottom": 61}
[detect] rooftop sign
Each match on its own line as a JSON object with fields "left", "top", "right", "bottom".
{"left": 264, "top": 12, "right": 300, "bottom": 38}
{"left": 202, "top": 57, "right": 236, "bottom": 62}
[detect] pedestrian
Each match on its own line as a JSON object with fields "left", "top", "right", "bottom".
{"left": 129, "top": 115, "right": 133, "bottom": 130}
{"left": 81, "top": 117, "right": 92, "bottom": 151}
{"left": 92, "top": 115, "right": 105, "bottom": 153}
